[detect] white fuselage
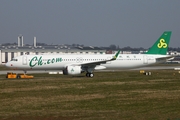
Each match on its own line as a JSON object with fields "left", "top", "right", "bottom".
{"left": 5, "top": 54, "right": 168, "bottom": 71}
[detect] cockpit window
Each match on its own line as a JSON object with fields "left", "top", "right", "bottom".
{"left": 11, "top": 59, "right": 18, "bottom": 61}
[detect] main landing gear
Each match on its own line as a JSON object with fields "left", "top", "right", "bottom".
{"left": 86, "top": 73, "right": 94, "bottom": 77}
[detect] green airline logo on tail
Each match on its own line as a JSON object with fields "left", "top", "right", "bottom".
{"left": 146, "top": 31, "right": 171, "bottom": 55}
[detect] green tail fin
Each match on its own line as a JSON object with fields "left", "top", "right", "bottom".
{"left": 146, "top": 31, "right": 171, "bottom": 55}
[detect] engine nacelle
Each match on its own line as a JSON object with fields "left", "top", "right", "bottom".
{"left": 63, "top": 66, "right": 82, "bottom": 75}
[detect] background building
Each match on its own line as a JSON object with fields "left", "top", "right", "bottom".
{"left": 0, "top": 36, "right": 106, "bottom": 64}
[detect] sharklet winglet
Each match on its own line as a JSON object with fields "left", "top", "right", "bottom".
{"left": 111, "top": 50, "right": 120, "bottom": 60}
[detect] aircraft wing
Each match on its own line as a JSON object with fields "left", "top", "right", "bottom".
{"left": 71, "top": 50, "right": 120, "bottom": 67}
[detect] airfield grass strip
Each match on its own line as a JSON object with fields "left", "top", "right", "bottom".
{"left": 0, "top": 70, "right": 180, "bottom": 120}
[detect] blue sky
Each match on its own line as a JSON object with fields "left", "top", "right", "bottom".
{"left": 0, "top": 0, "right": 180, "bottom": 48}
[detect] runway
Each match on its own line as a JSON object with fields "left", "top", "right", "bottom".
{"left": 0, "top": 66, "right": 180, "bottom": 75}
{"left": 133, "top": 66, "right": 180, "bottom": 70}
{"left": 0, "top": 70, "right": 48, "bottom": 75}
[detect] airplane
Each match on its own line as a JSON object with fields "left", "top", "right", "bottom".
{"left": 5, "top": 31, "right": 172, "bottom": 77}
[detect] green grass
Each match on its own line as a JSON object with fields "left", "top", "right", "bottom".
{"left": 0, "top": 70, "right": 180, "bottom": 120}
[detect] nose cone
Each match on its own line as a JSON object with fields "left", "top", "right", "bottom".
{"left": 5, "top": 62, "right": 11, "bottom": 68}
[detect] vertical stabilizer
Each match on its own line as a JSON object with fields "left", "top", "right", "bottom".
{"left": 146, "top": 31, "right": 171, "bottom": 55}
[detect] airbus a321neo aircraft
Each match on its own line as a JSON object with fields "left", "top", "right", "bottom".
{"left": 5, "top": 31, "right": 172, "bottom": 77}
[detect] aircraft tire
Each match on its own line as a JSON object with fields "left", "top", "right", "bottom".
{"left": 86, "top": 73, "right": 94, "bottom": 77}
{"left": 89, "top": 73, "right": 94, "bottom": 78}
{"left": 86, "top": 73, "right": 89, "bottom": 77}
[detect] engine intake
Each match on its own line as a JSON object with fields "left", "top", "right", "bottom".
{"left": 63, "top": 66, "right": 82, "bottom": 75}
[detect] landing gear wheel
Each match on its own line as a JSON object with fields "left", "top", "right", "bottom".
{"left": 86, "top": 73, "right": 94, "bottom": 77}
{"left": 89, "top": 73, "right": 94, "bottom": 78}
{"left": 86, "top": 73, "right": 89, "bottom": 77}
